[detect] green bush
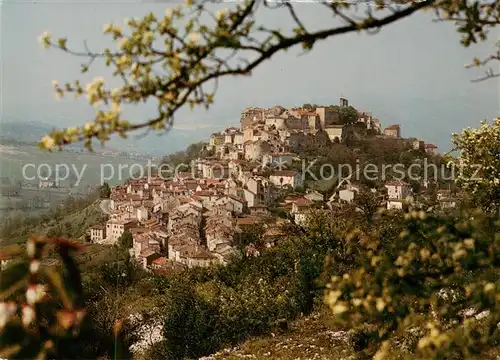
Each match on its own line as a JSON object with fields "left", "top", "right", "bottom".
{"left": 324, "top": 207, "right": 500, "bottom": 359}
{"left": 153, "top": 215, "right": 351, "bottom": 359}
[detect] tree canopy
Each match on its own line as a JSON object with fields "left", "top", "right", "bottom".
{"left": 451, "top": 119, "right": 500, "bottom": 214}
{"left": 99, "top": 183, "right": 111, "bottom": 199}
{"left": 119, "top": 230, "right": 133, "bottom": 249}
{"left": 36, "top": 0, "right": 500, "bottom": 151}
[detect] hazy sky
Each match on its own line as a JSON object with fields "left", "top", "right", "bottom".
{"left": 1, "top": 0, "right": 499, "bottom": 154}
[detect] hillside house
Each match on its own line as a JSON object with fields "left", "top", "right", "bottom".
{"left": 245, "top": 176, "right": 274, "bottom": 205}
{"left": 241, "top": 107, "right": 264, "bottom": 122}
{"left": 260, "top": 129, "right": 280, "bottom": 142}
{"left": 265, "top": 117, "right": 286, "bottom": 129}
{"left": 193, "top": 190, "right": 213, "bottom": 209}
{"left": 224, "top": 133, "right": 235, "bottom": 144}
{"left": 225, "top": 147, "right": 244, "bottom": 161}
{"left": 262, "top": 227, "right": 285, "bottom": 248}
{"left": 315, "top": 106, "right": 341, "bottom": 129}
{"left": 325, "top": 125, "right": 344, "bottom": 142}
{"left": 212, "top": 244, "right": 237, "bottom": 265}
{"left": 243, "top": 128, "right": 262, "bottom": 143}
{"left": 412, "top": 139, "right": 425, "bottom": 151}
{"left": 209, "top": 133, "right": 225, "bottom": 148}
{"left": 383, "top": 124, "right": 401, "bottom": 138}
{"left": 233, "top": 132, "right": 244, "bottom": 148}
{"left": 357, "top": 112, "right": 373, "bottom": 128}
{"left": 138, "top": 249, "right": 162, "bottom": 271}
{"left": 307, "top": 114, "right": 321, "bottom": 131}
{"left": 385, "top": 180, "right": 412, "bottom": 210}
{"left": 215, "top": 195, "right": 246, "bottom": 215}
{"left": 244, "top": 140, "right": 272, "bottom": 162}
{"left": 304, "top": 190, "right": 324, "bottom": 202}
{"left": 151, "top": 257, "right": 168, "bottom": 271}
{"left": 385, "top": 180, "right": 412, "bottom": 200}
{"left": 285, "top": 117, "right": 307, "bottom": 130}
{"left": 291, "top": 198, "right": 314, "bottom": 213}
{"left": 262, "top": 153, "right": 294, "bottom": 168}
{"left": 206, "top": 215, "right": 234, "bottom": 230}
{"left": 387, "top": 200, "right": 405, "bottom": 210}
{"left": 249, "top": 204, "right": 271, "bottom": 216}
{"left": 206, "top": 225, "right": 234, "bottom": 252}
{"left": 89, "top": 224, "right": 106, "bottom": 243}
{"left": 269, "top": 170, "right": 303, "bottom": 189}
{"left": 226, "top": 187, "right": 245, "bottom": 201}
{"left": 106, "top": 219, "right": 136, "bottom": 243}
{"left": 177, "top": 244, "right": 218, "bottom": 268}
{"left": 228, "top": 160, "right": 246, "bottom": 178}
{"left": 266, "top": 105, "right": 287, "bottom": 117}
{"left": 201, "top": 161, "right": 230, "bottom": 179}
{"left": 424, "top": 143, "right": 438, "bottom": 155}
{"left": 243, "top": 188, "right": 257, "bottom": 208}
{"left": 136, "top": 205, "right": 149, "bottom": 222}
{"left": 133, "top": 233, "right": 161, "bottom": 259}
{"left": 205, "top": 205, "right": 233, "bottom": 219}
{"left": 338, "top": 184, "right": 360, "bottom": 203}
{"left": 236, "top": 216, "right": 263, "bottom": 230}
{"left": 170, "top": 213, "right": 200, "bottom": 231}
{"left": 437, "top": 190, "right": 457, "bottom": 209}
{"left": 291, "top": 198, "right": 314, "bottom": 226}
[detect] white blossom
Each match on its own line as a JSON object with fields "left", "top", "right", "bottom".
{"left": 26, "top": 284, "right": 47, "bottom": 305}
{"left": 22, "top": 305, "right": 36, "bottom": 327}
{"left": 187, "top": 32, "right": 200, "bottom": 45}
{"left": 40, "top": 135, "right": 55, "bottom": 150}
{"left": 103, "top": 24, "right": 113, "bottom": 33}
{"left": 165, "top": 8, "right": 174, "bottom": 18}
{"left": 0, "top": 302, "right": 17, "bottom": 329}
{"left": 27, "top": 239, "right": 36, "bottom": 257}
{"left": 216, "top": 8, "right": 228, "bottom": 22}
{"left": 117, "top": 37, "right": 129, "bottom": 50}
{"left": 38, "top": 31, "right": 51, "bottom": 48}
{"left": 29, "top": 260, "right": 41, "bottom": 274}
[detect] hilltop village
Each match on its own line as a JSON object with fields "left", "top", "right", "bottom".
{"left": 88, "top": 97, "right": 453, "bottom": 274}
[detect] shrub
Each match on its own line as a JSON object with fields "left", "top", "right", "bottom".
{"left": 324, "top": 207, "right": 500, "bottom": 359}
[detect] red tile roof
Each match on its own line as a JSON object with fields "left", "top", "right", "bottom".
{"left": 195, "top": 190, "right": 212, "bottom": 197}
{"left": 152, "top": 257, "right": 168, "bottom": 265}
{"left": 293, "top": 198, "right": 314, "bottom": 207}
{"left": 237, "top": 217, "right": 261, "bottom": 226}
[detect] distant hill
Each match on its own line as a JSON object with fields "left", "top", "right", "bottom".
{"left": 0, "top": 119, "right": 235, "bottom": 156}
{"left": 0, "top": 120, "right": 55, "bottom": 144}
{"left": 109, "top": 124, "right": 232, "bottom": 156}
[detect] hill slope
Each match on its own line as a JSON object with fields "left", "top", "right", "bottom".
{"left": 200, "top": 309, "right": 354, "bottom": 360}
